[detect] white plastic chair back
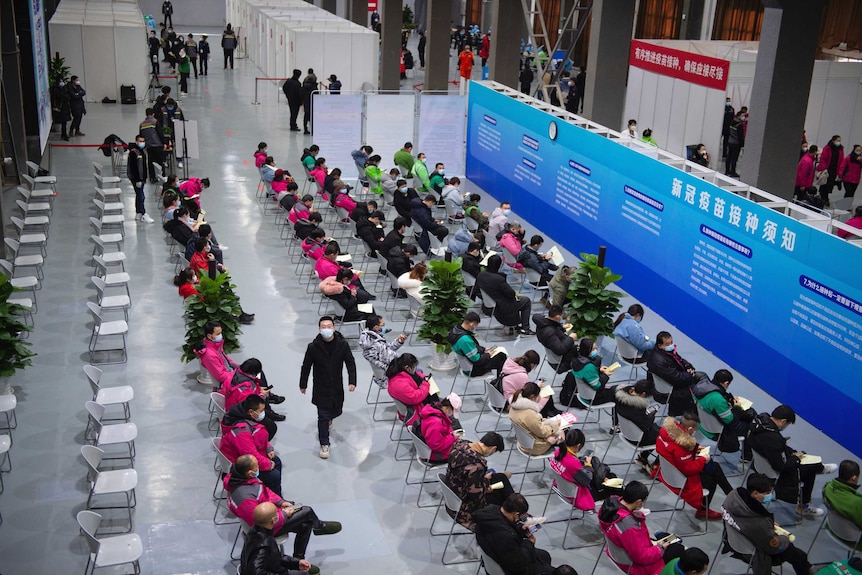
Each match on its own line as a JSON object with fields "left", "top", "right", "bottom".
{"left": 544, "top": 349, "right": 563, "bottom": 370}
{"left": 465, "top": 216, "right": 479, "bottom": 231}
{"left": 370, "top": 362, "right": 387, "bottom": 382}
{"left": 751, "top": 450, "right": 779, "bottom": 480}
{"left": 456, "top": 353, "right": 474, "bottom": 375}
{"left": 616, "top": 338, "right": 642, "bottom": 361}
{"left": 87, "top": 302, "right": 104, "bottom": 324}
{"left": 428, "top": 232, "right": 444, "bottom": 252}
{"left": 657, "top": 455, "right": 688, "bottom": 490}
{"left": 81, "top": 445, "right": 105, "bottom": 482}
{"left": 84, "top": 365, "right": 103, "bottom": 395}
{"left": 0, "top": 260, "right": 13, "bottom": 276}
{"left": 392, "top": 398, "right": 411, "bottom": 421}
{"left": 513, "top": 423, "right": 537, "bottom": 453}
{"left": 408, "top": 426, "right": 434, "bottom": 461}
{"left": 525, "top": 268, "right": 543, "bottom": 285}
{"left": 480, "top": 550, "right": 508, "bottom": 575}
{"left": 77, "top": 510, "right": 104, "bottom": 555}
{"left": 4, "top": 238, "right": 20, "bottom": 255}
{"left": 618, "top": 414, "right": 647, "bottom": 445}
{"left": 462, "top": 271, "right": 477, "bottom": 289}
{"left": 376, "top": 253, "right": 388, "bottom": 273}
{"left": 826, "top": 506, "right": 862, "bottom": 544}
{"left": 551, "top": 472, "right": 579, "bottom": 500}
{"left": 485, "top": 381, "right": 507, "bottom": 411}
{"left": 85, "top": 400, "right": 106, "bottom": 431}
{"left": 651, "top": 374, "right": 673, "bottom": 395}
{"left": 212, "top": 437, "right": 232, "bottom": 473}
{"left": 696, "top": 403, "right": 725, "bottom": 436}
{"left": 725, "top": 525, "right": 757, "bottom": 555}
{"left": 210, "top": 393, "right": 227, "bottom": 419}
{"left": 479, "top": 288, "right": 496, "bottom": 308}
{"left": 20, "top": 173, "right": 35, "bottom": 189}
{"left": 437, "top": 472, "right": 465, "bottom": 515}
{"left": 576, "top": 378, "right": 598, "bottom": 403}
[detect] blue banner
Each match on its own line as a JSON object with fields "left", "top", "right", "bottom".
{"left": 466, "top": 82, "right": 862, "bottom": 457}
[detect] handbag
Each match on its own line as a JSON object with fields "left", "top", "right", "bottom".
{"left": 814, "top": 169, "right": 828, "bottom": 187}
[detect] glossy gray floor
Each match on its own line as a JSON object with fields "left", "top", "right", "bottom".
{"left": 0, "top": 31, "right": 855, "bottom": 575}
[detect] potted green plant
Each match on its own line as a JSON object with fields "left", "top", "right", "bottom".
{"left": 49, "top": 53, "right": 70, "bottom": 87}
{"left": 0, "top": 275, "right": 36, "bottom": 395}
{"left": 563, "top": 253, "right": 624, "bottom": 342}
{"left": 417, "top": 258, "right": 471, "bottom": 371}
{"left": 181, "top": 272, "right": 242, "bottom": 384}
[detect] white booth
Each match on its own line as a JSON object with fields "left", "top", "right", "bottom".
{"left": 49, "top": 0, "right": 148, "bottom": 103}
{"left": 624, "top": 39, "right": 862, "bottom": 161}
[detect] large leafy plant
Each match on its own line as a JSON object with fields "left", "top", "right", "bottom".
{"left": 417, "top": 258, "right": 471, "bottom": 354}
{"left": 0, "top": 275, "right": 35, "bottom": 377}
{"left": 49, "top": 53, "right": 71, "bottom": 86}
{"left": 563, "top": 253, "right": 623, "bottom": 340}
{"left": 181, "top": 272, "right": 242, "bottom": 362}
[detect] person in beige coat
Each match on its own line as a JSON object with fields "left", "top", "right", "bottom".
{"left": 509, "top": 382, "right": 565, "bottom": 455}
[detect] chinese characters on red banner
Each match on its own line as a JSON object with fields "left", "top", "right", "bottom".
{"left": 629, "top": 39, "right": 730, "bottom": 91}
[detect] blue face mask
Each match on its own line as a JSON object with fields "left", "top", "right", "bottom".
{"left": 167, "top": 106, "right": 175, "bottom": 111}
{"left": 762, "top": 492, "right": 775, "bottom": 504}
{"left": 439, "top": 169, "right": 445, "bottom": 176}
{"left": 399, "top": 187, "right": 407, "bottom": 193}
{"left": 138, "top": 142, "right": 146, "bottom": 149}
{"left": 320, "top": 328, "right": 334, "bottom": 340}
{"left": 252, "top": 470, "right": 260, "bottom": 478}
{"left": 664, "top": 344, "right": 675, "bottom": 353}
{"left": 380, "top": 326, "right": 391, "bottom": 334}
{"left": 589, "top": 350, "right": 598, "bottom": 359}
{"left": 502, "top": 209, "right": 511, "bottom": 216}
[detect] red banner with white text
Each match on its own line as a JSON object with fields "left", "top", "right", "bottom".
{"left": 629, "top": 39, "right": 730, "bottom": 91}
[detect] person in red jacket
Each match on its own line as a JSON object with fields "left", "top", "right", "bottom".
{"left": 479, "top": 31, "right": 490, "bottom": 67}
{"left": 839, "top": 144, "right": 861, "bottom": 199}
{"left": 655, "top": 412, "right": 732, "bottom": 520}
{"left": 220, "top": 395, "right": 282, "bottom": 495}
{"left": 222, "top": 357, "right": 285, "bottom": 419}
{"left": 224, "top": 454, "right": 342, "bottom": 560}
{"left": 173, "top": 267, "right": 199, "bottom": 299}
{"left": 598, "top": 481, "right": 684, "bottom": 575}
{"left": 794, "top": 145, "right": 818, "bottom": 200}
{"left": 194, "top": 321, "right": 238, "bottom": 387}
{"left": 254, "top": 142, "right": 268, "bottom": 169}
{"left": 386, "top": 353, "right": 437, "bottom": 426}
{"left": 817, "top": 135, "right": 845, "bottom": 204}
{"left": 418, "top": 398, "right": 459, "bottom": 461}
{"left": 458, "top": 46, "right": 475, "bottom": 95}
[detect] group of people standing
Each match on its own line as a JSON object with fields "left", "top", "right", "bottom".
{"left": 50, "top": 75, "right": 86, "bottom": 141}
{"left": 796, "top": 134, "right": 861, "bottom": 207}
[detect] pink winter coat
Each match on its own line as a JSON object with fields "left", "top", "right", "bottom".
{"left": 598, "top": 497, "right": 665, "bottom": 575}
{"left": 309, "top": 166, "right": 327, "bottom": 189}
{"left": 419, "top": 403, "right": 456, "bottom": 460}
{"left": 302, "top": 237, "right": 326, "bottom": 260}
{"left": 817, "top": 143, "right": 844, "bottom": 174}
{"left": 498, "top": 232, "right": 525, "bottom": 269}
{"left": 288, "top": 203, "right": 310, "bottom": 225}
{"left": 334, "top": 192, "right": 357, "bottom": 215}
{"left": 549, "top": 448, "right": 596, "bottom": 510}
{"left": 194, "top": 338, "right": 238, "bottom": 387}
{"left": 254, "top": 150, "right": 267, "bottom": 168}
{"left": 318, "top": 275, "right": 348, "bottom": 296}
{"left": 270, "top": 179, "right": 288, "bottom": 196}
{"left": 501, "top": 358, "right": 548, "bottom": 410}
{"left": 839, "top": 154, "right": 861, "bottom": 185}
{"left": 180, "top": 177, "right": 204, "bottom": 209}
{"left": 224, "top": 474, "right": 286, "bottom": 531}
{"left": 221, "top": 369, "right": 263, "bottom": 411}
{"left": 387, "top": 369, "right": 431, "bottom": 425}
{"left": 219, "top": 417, "right": 274, "bottom": 471}
{"left": 314, "top": 256, "right": 359, "bottom": 283}
{"left": 795, "top": 153, "right": 816, "bottom": 188}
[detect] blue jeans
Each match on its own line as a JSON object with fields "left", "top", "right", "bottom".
{"left": 317, "top": 406, "right": 342, "bottom": 446}
{"left": 258, "top": 455, "right": 282, "bottom": 496}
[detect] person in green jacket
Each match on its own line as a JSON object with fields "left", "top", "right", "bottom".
{"left": 823, "top": 460, "right": 862, "bottom": 541}
{"left": 445, "top": 311, "right": 507, "bottom": 377}
{"left": 659, "top": 547, "right": 709, "bottom": 575}
{"left": 641, "top": 129, "right": 658, "bottom": 147}
{"left": 692, "top": 369, "right": 755, "bottom": 455}
{"left": 429, "top": 163, "right": 447, "bottom": 196}
{"left": 410, "top": 152, "right": 431, "bottom": 193}
{"left": 569, "top": 338, "right": 615, "bottom": 407}
{"left": 364, "top": 154, "right": 383, "bottom": 195}
{"left": 177, "top": 49, "right": 191, "bottom": 95}
{"left": 393, "top": 142, "right": 414, "bottom": 176}
{"left": 301, "top": 145, "right": 319, "bottom": 172}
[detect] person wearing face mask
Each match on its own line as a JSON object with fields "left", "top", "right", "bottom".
{"left": 127, "top": 134, "right": 153, "bottom": 222}
{"left": 501, "top": 351, "right": 561, "bottom": 417}
{"left": 157, "top": 98, "right": 186, "bottom": 168}
{"left": 392, "top": 180, "right": 420, "bottom": 224}
{"left": 477, "top": 255, "right": 535, "bottom": 335}
{"left": 722, "top": 98, "right": 735, "bottom": 159}
{"left": 51, "top": 78, "right": 72, "bottom": 140}
{"left": 380, "top": 217, "right": 409, "bottom": 263}
{"left": 140, "top": 107, "right": 167, "bottom": 182}
{"left": 509, "top": 382, "right": 565, "bottom": 455}
{"left": 625, "top": 119, "right": 639, "bottom": 140}
{"left": 386, "top": 353, "right": 439, "bottom": 426}
{"left": 795, "top": 144, "right": 819, "bottom": 200}
{"left": 220, "top": 395, "right": 283, "bottom": 495}
{"left": 838, "top": 144, "right": 862, "bottom": 199}
{"left": 725, "top": 110, "right": 745, "bottom": 178}
{"left": 692, "top": 369, "right": 755, "bottom": 456}
{"left": 195, "top": 321, "right": 239, "bottom": 386}
{"left": 417, "top": 396, "right": 461, "bottom": 462}
{"left": 488, "top": 202, "right": 512, "bottom": 246}
{"left": 613, "top": 303, "right": 655, "bottom": 362}
{"left": 532, "top": 305, "right": 578, "bottom": 374}
{"left": 179, "top": 176, "right": 211, "bottom": 213}
{"left": 691, "top": 144, "right": 710, "bottom": 168}
{"left": 228, "top": 461, "right": 340, "bottom": 569}
{"left": 378, "top": 168, "right": 400, "bottom": 204}
{"left": 647, "top": 331, "right": 704, "bottom": 416}
{"left": 747, "top": 405, "right": 837, "bottom": 516}
{"left": 817, "top": 135, "right": 845, "bottom": 205}
{"left": 393, "top": 142, "right": 415, "bottom": 176}
{"left": 569, "top": 337, "right": 617, "bottom": 410}
{"left": 222, "top": 358, "right": 286, "bottom": 432}
{"left": 164, "top": 206, "right": 198, "bottom": 249}
{"left": 552, "top": 428, "right": 623, "bottom": 511}
{"left": 614, "top": 380, "right": 661, "bottom": 474}
{"left": 721, "top": 473, "right": 812, "bottom": 575}
{"left": 599, "top": 481, "right": 684, "bottom": 575}
{"left": 319, "top": 268, "right": 376, "bottom": 322}
{"left": 254, "top": 142, "right": 268, "bottom": 169}
{"left": 655, "top": 411, "right": 732, "bottom": 520}
{"left": 299, "top": 316, "right": 357, "bottom": 460}
{"left": 409, "top": 152, "right": 431, "bottom": 194}
{"left": 176, "top": 48, "right": 190, "bottom": 95}
{"left": 428, "top": 163, "right": 448, "bottom": 197}
{"left": 190, "top": 236, "right": 228, "bottom": 277}
{"left": 359, "top": 315, "right": 406, "bottom": 389}
{"left": 823, "top": 460, "right": 862, "bottom": 531}
{"left": 67, "top": 75, "right": 86, "bottom": 136}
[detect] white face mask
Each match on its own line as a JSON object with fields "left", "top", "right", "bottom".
{"left": 212, "top": 334, "right": 223, "bottom": 343}
{"left": 320, "top": 328, "right": 334, "bottom": 339}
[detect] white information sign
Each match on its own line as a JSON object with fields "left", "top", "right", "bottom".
{"left": 418, "top": 94, "right": 466, "bottom": 176}
{"left": 311, "top": 94, "right": 364, "bottom": 176}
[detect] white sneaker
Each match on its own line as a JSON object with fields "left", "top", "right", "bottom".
{"left": 141, "top": 214, "right": 155, "bottom": 223}
{"left": 797, "top": 504, "right": 825, "bottom": 516}
{"left": 821, "top": 463, "right": 838, "bottom": 474}
{"left": 218, "top": 244, "right": 229, "bottom": 251}
{"left": 319, "top": 445, "right": 330, "bottom": 459}
{"left": 180, "top": 92, "right": 188, "bottom": 96}
{"left": 177, "top": 162, "right": 184, "bottom": 168}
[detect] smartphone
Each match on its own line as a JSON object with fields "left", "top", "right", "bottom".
{"left": 285, "top": 504, "right": 303, "bottom": 513}
{"left": 528, "top": 524, "right": 543, "bottom": 534}
{"left": 486, "top": 468, "right": 496, "bottom": 476}
{"left": 582, "top": 449, "right": 594, "bottom": 458}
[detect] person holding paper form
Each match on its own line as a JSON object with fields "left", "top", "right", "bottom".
{"left": 647, "top": 332, "right": 702, "bottom": 416}
{"left": 692, "top": 369, "right": 756, "bottom": 456}
{"left": 418, "top": 398, "right": 460, "bottom": 461}
{"left": 509, "top": 382, "right": 565, "bottom": 456}
{"left": 614, "top": 380, "right": 661, "bottom": 474}
{"left": 570, "top": 338, "right": 617, "bottom": 409}
{"left": 410, "top": 195, "right": 450, "bottom": 255}
{"left": 359, "top": 315, "right": 406, "bottom": 389}
{"left": 551, "top": 428, "right": 623, "bottom": 510}
{"left": 319, "top": 269, "right": 376, "bottom": 322}
{"left": 477, "top": 255, "right": 535, "bottom": 335}
{"left": 386, "top": 353, "right": 438, "bottom": 426}
{"left": 517, "top": 235, "right": 559, "bottom": 287}
{"left": 747, "top": 405, "right": 837, "bottom": 516}
{"left": 533, "top": 306, "right": 578, "bottom": 374}
{"left": 448, "top": 311, "right": 509, "bottom": 377}
{"left": 314, "top": 244, "right": 373, "bottom": 301}
{"left": 501, "top": 351, "right": 562, "bottom": 417}
{"left": 612, "top": 304, "right": 655, "bottom": 360}
{"left": 445, "top": 433, "right": 513, "bottom": 528}
{"left": 488, "top": 202, "right": 512, "bottom": 246}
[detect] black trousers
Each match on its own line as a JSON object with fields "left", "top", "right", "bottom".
{"left": 163, "top": 13, "right": 172, "bottom": 27}
{"left": 771, "top": 544, "right": 810, "bottom": 575}
{"left": 844, "top": 181, "right": 858, "bottom": 198}
{"left": 700, "top": 459, "right": 733, "bottom": 504}
{"left": 200, "top": 54, "right": 208, "bottom": 75}
{"left": 223, "top": 49, "right": 234, "bottom": 69}
{"left": 289, "top": 103, "right": 301, "bottom": 129}
{"left": 190, "top": 56, "right": 198, "bottom": 77}
{"left": 819, "top": 171, "right": 838, "bottom": 203}
{"left": 275, "top": 506, "right": 320, "bottom": 559}
{"left": 470, "top": 352, "right": 507, "bottom": 378}
{"left": 726, "top": 144, "right": 741, "bottom": 175}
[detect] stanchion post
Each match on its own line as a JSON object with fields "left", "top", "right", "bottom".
{"left": 252, "top": 77, "right": 260, "bottom": 105}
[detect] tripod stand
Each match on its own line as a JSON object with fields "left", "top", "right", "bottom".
{"left": 147, "top": 63, "right": 162, "bottom": 103}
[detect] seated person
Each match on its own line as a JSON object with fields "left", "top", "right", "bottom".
{"left": 278, "top": 181, "right": 300, "bottom": 211}
{"left": 185, "top": 223, "right": 224, "bottom": 265}
{"left": 270, "top": 169, "right": 289, "bottom": 197}
{"left": 418, "top": 397, "right": 461, "bottom": 462}
{"left": 656, "top": 412, "right": 732, "bottom": 520}
{"left": 179, "top": 176, "right": 210, "bottom": 210}
{"left": 721, "top": 473, "right": 812, "bottom": 575}
{"left": 308, "top": 157, "right": 328, "bottom": 198}
{"left": 164, "top": 206, "right": 198, "bottom": 249}
{"left": 410, "top": 194, "right": 449, "bottom": 255}
{"left": 288, "top": 195, "right": 314, "bottom": 225}
{"left": 301, "top": 229, "right": 328, "bottom": 261}
{"left": 163, "top": 190, "right": 180, "bottom": 220}
{"left": 837, "top": 206, "right": 862, "bottom": 240}
{"left": 549, "top": 265, "right": 575, "bottom": 307}
{"left": 659, "top": 548, "right": 710, "bottom": 575}
{"left": 220, "top": 395, "right": 283, "bottom": 495}
{"left": 332, "top": 180, "right": 357, "bottom": 217}
{"left": 516, "top": 235, "right": 558, "bottom": 286}
{"left": 319, "top": 268, "right": 375, "bottom": 321}
{"left": 477, "top": 255, "right": 534, "bottom": 336}
{"left": 598, "top": 481, "right": 685, "bottom": 575}
{"left": 386, "top": 352, "right": 436, "bottom": 425}
{"left": 189, "top": 236, "right": 227, "bottom": 276}
{"left": 441, "top": 177, "right": 466, "bottom": 218}
{"left": 322, "top": 167, "right": 342, "bottom": 200}
{"left": 174, "top": 267, "right": 199, "bottom": 300}
{"left": 448, "top": 311, "right": 508, "bottom": 377}
{"left": 647, "top": 331, "right": 703, "bottom": 416}
{"left": 501, "top": 351, "right": 560, "bottom": 417}
{"left": 445, "top": 432, "right": 513, "bottom": 529}
{"left": 294, "top": 211, "right": 323, "bottom": 240}
{"left": 532, "top": 305, "right": 578, "bottom": 374}
{"left": 615, "top": 380, "right": 661, "bottom": 474}
{"left": 551, "top": 428, "right": 623, "bottom": 510}
{"left": 380, "top": 217, "right": 408, "bottom": 262}
{"left": 393, "top": 180, "right": 419, "bottom": 224}
{"left": 260, "top": 156, "right": 277, "bottom": 183}
{"left": 462, "top": 242, "right": 484, "bottom": 299}
{"left": 358, "top": 315, "right": 406, "bottom": 389}
{"left": 464, "top": 193, "right": 489, "bottom": 231}
{"left": 363, "top": 154, "right": 383, "bottom": 195}
{"left": 387, "top": 243, "right": 417, "bottom": 279}
{"left": 194, "top": 320, "right": 238, "bottom": 387}
{"left": 823, "top": 460, "right": 862, "bottom": 534}
{"left": 473, "top": 493, "right": 558, "bottom": 575}
{"left": 692, "top": 369, "right": 756, "bottom": 456}
{"left": 300, "top": 145, "right": 319, "bottom": 172}
{"left": 612, "top": 303, "right": 655, "bottom": 362}
{"left": 498, "top": 222, "right": 526, "bottom": 269}
{"left": 397, "top": 261, "right": 427, "bottom": 308}
{"left": 222, "top": 356, "right": 285, "bottom": 420}
{"left": 355, "top": 210, "right": 386, "bottom": 257}
{"left": 240, "top": 501, "right": 320, "bottom": 575}
{"left": 253, "top": 142, "right": 268, "bottom": 169}
{"left": 747, "top": 405, "right": 837, "bottom": 516}
{"left": 229, "top": 458, "right": 340, "bottom": 563}
{"left": 509, "top": 382, "right": 565, "bottom": 455}
{"left": 380, "top": 168, "right": 400, "bottom": 200}
{"left": 351, "top": 199, "right": 377, "bottom": 224}
{"left": 569, "top": 337, "right": 616, "bottom": 406}
{"left": 448, "top": 228, "right": 475, "bottom": 257}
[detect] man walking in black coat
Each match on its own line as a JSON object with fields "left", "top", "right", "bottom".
{"left": 127, "top": 134, "right": 154, "bottom": 223}
{"left": 283, "top": 69, "right": 303, "bottom": 132}
{"left": 299, "top": 316, "right": 357, "bottom": 460}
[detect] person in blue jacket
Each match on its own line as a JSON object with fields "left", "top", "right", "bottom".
{"left": 612, "top": 303, "right": 655, "bottom": 363}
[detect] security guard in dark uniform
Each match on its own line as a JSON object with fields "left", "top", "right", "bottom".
{"left": 198, "top": 35, "right": 210, "bottom": 76}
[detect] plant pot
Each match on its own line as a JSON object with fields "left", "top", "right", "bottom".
{"left": 428, "top": 351, "right": 458, "bottom": 372}
{"left": 0, "top": 377, "right": 12, "bottom": 395}
{"left": 197, "top": 361, "right": 215, "bottom": 387}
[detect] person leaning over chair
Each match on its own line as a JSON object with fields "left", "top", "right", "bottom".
{"left": 509, "top": 382, "right": 565, "bottom": 456}
{"left": 551, "top": 428, "right": 623, "bottom": 511}
{"left": 721, "top": 473, "right": 812, "bottom": 575}
{"left": 358, "top": 315, "right": 406, "bottom": 389}
{"left": 445, "top": 432, "right": 513, "bottom": 529}
{"left": 473, "top": 493, "right": 558, "bottom": 575}
{"left": 477, "top": 255, "right": 535, "bottom": 336}
{"left": 418, "top": 396, "right": 461, "bottom": 462}
{"left": 448, "top": 311, "right": 508, "bottom": 377}
{"left": 319, "top": 268, "right": 375, "bottom": 322}
{"left": 692, "top": 368, "right": 756, "bottom": 457}
{"left": 747, "top": 404, "right": 837, "bottom": 516}
{"left": 228, "top": 456, "right": 341, "bottom": 566}
{"left": 612, "top": 303, "right": 655, "bottom": 362}
{"left": 823, "top": 460, "right": 862, "bottom": 532}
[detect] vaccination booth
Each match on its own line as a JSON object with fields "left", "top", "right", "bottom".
{"left": 48, "top": 0, "right": 148, "bottom": 103}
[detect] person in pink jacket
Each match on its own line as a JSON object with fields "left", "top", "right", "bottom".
{"left": 598, "top": 481, "right": 684, "bottom": 575}
{"left": 309, "top": 157, "right": 329, "bottom": 200}
{"left": 332, "top": 181, "right": 357, "bottom": 217}
{"left": 288, "top": 195, "right": 314, "bottom": 225}
{"left": 270, "top": 169, "right": 289, "bottom": 197}
{"left": 794, "top": 145, "right": 818, "bottom": 199}
{"left": 386, "top": 353, "right": 436, "bottom": 425}
{"left": 419, "top": 399, "right": 459, "bottom": 461}
{"left": 817, "top": 135, "right": 845, "bottom": 203}
{"left": 838, "top": 206, "right": 862, "bottom": 239}
{"left": 500, "top": 351, "right": 552, "bottom": 414}
{"left": 179, "top": 176, "right": 210, "bottom": 210}
{"left": 838, "top": 144, "right": 861, "bottom": 199}
{"left": 498, "top": 223, "right": 525, "bottom": 270}
{"left": 550, "top": 428, "right": 597, "bottom": 510}
{"left": 301, "top": 229, "right": 328, "bottom": 260}
{"left": 253, "top": 142, "right": 268, "bottom": 168}
{"left": 219, "top": 395, "right": 281, "bottom": 495}
{"left": 194, "top": 321, "right": 238, "bottom": 388}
